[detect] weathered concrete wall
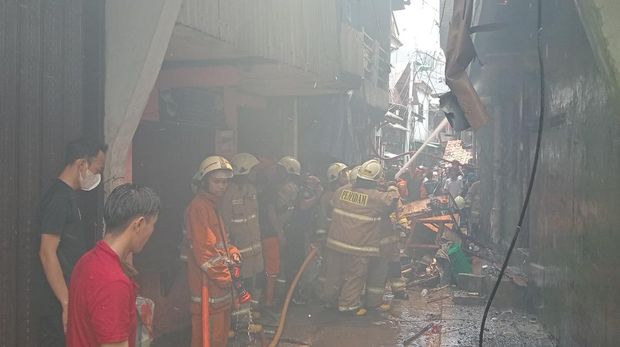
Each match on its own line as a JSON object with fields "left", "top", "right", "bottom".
{"left": 470, "top": 0, "right": 620, "bottom": 344}
{"left": 529, "top": 2, "right": 620, "bottom": 344}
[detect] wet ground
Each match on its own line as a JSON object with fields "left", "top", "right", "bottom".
{"left": 153, "top": 286, "right": 556, "bottom": 347}
{"left": 265, "top": 288, "right": 556, "bottom": 347}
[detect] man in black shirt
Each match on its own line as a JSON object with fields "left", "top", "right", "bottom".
{"left": 36, "top": 138, "right": 107, "bottom": 347}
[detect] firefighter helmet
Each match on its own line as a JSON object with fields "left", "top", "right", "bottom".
{"left": 193, "top": 156, "right": 233, "bottom": 183}
{"left": 278, "top": 156, "right": 301, "bottom": 176}
{"left": 231, "top": 153, "right": 260, "bottom": 176}
{"left": 454, "top": 196, "right": 466, "bottom": 210}
{"left": 326, "top": 162, "right": 348, "bottom": 183}
{"left": 349, "top": 165, "right": 361, "bottom": 183}
{"left": 357, "top": 159, "right": 383, "bottom": 182}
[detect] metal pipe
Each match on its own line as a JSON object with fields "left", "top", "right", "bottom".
{"left": 395, "top": 118, "right": 449, "bottom": 179}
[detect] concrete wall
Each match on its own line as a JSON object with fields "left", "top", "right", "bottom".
{"left": 469, "top": 0, "right": 620, "bottom": 344}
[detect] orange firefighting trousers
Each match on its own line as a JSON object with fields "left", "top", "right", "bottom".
{"left": 190, "top": 303, "right": 231, "bottom": 347}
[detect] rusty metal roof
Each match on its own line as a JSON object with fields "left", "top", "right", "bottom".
{"left": 443, "top": 140, "right": 473, "bottom": 164}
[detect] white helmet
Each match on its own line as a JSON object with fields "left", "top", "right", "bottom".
{"left": 231, "top": 153, "right": 260, "bottom": 176}
{"left": 278, "top": 156, "right": 301, "bottom": 176}
{"left": 326, "top": 162, "right": 348, "bottom": 183}
{"left": 192, "top": 156, "right": 233, "bottom": 183}
{"left": 357, "top": 159, "right": 383, "bottom": 182}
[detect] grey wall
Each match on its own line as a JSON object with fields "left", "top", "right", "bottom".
{"left": 529, "top": 1, "right": 620, "bottom": 345}
{"left": 0, "top": 0, "right": 104, "bottom": 345}
{"left": 469, "top": 0, "right": 620, "bottom": 344}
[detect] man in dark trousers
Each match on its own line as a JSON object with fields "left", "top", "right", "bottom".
{"left": 36, "top": 138, "right": 107, "bottom": 346}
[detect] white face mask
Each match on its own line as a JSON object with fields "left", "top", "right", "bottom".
{"left": 79, "top": 168, "right": 101, "bottom": 191}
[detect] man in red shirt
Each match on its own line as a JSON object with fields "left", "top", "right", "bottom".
{"left": 67, "top": 184, "right": 160, "bottom": 347}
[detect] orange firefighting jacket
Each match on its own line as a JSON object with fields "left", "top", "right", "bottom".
{"left": 186, "top": 191, "right": 240, "bottom": 310}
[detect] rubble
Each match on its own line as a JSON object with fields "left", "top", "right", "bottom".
{"left": 452, "top": 290, "right": 486, "bottom": 306}
{"left": 457, "top": 273, "right": 486, "bottom": 293}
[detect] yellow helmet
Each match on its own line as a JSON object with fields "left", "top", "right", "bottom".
{"left": 349, "top": 165, "right": 361, "bottom": 183}
{"left": 278, "top": 156, "right": 301, "bottom": 176}
{"left": 231, "top": 153, "right": 260, "bottom": 176}
{"left": 192, "top": 156, "right": 233, "bottom": 183}
{"left": 357, "top": 159, "right": 383, "bottom": 182}
{"left": 326, "top": 162, "right": 348, "bottom": 183}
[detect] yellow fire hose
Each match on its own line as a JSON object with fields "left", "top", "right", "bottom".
{"left": 268, "top": 246, "right": 319, "bottom": 347}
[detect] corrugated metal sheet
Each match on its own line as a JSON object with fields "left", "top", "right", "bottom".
{"left": 178, "top": 0, "right": 341, "bottom": 79}
{"left": 0, "top": 1, "right": 104, "bottom": 345}
{"left": 340, "top": 22, "right": 365, "bottom": 76}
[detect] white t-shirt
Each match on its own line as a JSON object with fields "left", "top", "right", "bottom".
{"left": 444, "top": 176, "right": 464, "bottom": 198}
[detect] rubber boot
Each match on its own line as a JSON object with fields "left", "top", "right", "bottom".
{"left": 339, "top": 307, "right": 368, "bottom": 317}
{"left": 264, "top": 276, "right": 277, "bottom": 307}
{"left": 260, "top": 276, "right": 281, "bottom": 325}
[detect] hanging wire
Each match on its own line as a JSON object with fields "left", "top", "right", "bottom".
{"left": 478, "top": 0, "right": 546, "bottom": 345}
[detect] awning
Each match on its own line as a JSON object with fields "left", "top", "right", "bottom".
{"left": 443, "top": 139, "right": 473, "bottom": 164}
{"left": 443, "top": 0, "right": 490, "bottom": 130}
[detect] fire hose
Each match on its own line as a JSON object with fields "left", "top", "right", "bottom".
{"left": 201, "top": 273, "right": 210, "bottom": 347}
{"left": 371, "top": 118, "right": 472, "bottom": 171}
{"left": 268, "top": 246, "right": 319, "bottom": 347}
{"left": 395, "top": 118, "right": 449, "bottom": 179}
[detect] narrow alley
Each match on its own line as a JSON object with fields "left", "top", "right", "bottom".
{"left": 2, "top": 0, "right": 620, "bottom": 346}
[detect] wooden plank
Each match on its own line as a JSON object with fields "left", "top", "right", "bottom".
{"left": 17, "top": 0, "right": 43, "bottom": 345}
{"left": 0, "top": 0, "right": 19, "bottom": 345}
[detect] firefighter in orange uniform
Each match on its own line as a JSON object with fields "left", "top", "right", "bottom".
{"left": 220, "top": 153, "right": 263, "bottom": 296}
{"left": 322, "top": 159, "right": 399, "bottom": 316}
{"left": 186, "top": 156, "right": 240, "bottom": 347}
{"left": 258, "top": 156, "right": 301, "bottom": 308}
{"left": 396, "top": 166, "right": 428, "bottom": 202}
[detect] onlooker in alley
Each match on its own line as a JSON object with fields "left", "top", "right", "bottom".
{"left": 36, "top": 138, "right": 107, "bottom": 346}
{"left": 66, "top": 184, "right": 160, "bottom": 347}
{"left": 443, "top": 165, "right": 464, "bottom": 198}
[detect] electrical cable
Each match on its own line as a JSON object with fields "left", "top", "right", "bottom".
{"left": 478, "top": 0, "right": 546, "bottom": 345}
